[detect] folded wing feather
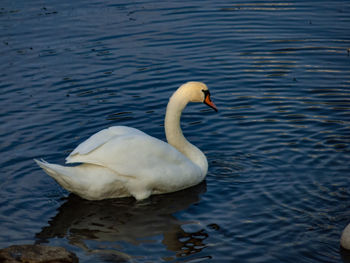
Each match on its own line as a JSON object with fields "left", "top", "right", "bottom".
{"left": 65, "top": 126, "right": 201, "bottom": 186}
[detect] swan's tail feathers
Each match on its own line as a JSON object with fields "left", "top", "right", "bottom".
{"left": 34, "top": 159, "right": 130, "bottom": 200}
{"left": 34, "top": 159, "right": 58, "bottom": 177}
{"left": 34, "top": 159, "right": 76, "bottom": 193}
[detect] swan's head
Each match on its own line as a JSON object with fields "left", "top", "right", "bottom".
{"left": 179, "top": 81, "right": 218, "bottom": 112}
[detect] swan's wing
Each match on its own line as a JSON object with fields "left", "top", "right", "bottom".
{"left": 67, "top": 126, "right": 146, "bottom": 158}
{"left": 66, "top": 128, "right": 201, "bottom": 187}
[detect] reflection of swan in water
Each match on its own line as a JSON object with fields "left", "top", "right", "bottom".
{"left": 36, "top": 182, "right": 208, "bottom": 261}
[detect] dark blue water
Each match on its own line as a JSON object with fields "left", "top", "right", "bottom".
{"left": 1, "top": 0, "right": 350, "bottom": 262}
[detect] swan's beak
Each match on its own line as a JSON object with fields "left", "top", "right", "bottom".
{"left": 204, "top": 94, "right": 218, "bottom": 112}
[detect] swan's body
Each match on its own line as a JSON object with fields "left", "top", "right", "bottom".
{"left": 35, "top": 81, "right": 217, "bottom": 200}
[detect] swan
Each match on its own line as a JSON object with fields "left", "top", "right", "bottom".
{"left": 35, "top": 81, "right": 218, "bottom": 201}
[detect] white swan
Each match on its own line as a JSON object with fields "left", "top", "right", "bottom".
{"left": 35, "top": 81, "right": 217, "bottom": 201}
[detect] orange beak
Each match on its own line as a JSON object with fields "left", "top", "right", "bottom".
{"left": 204, "top": 94, "right": 218, "bottom": 112}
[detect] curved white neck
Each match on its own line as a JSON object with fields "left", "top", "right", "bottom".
{"left": 164, "top": 90, "right": 208, "bottom": 176}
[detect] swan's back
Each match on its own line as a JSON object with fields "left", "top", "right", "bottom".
{"left": 66, "top": 126, "right": 204, "bottom": 195}
{"left": 67, "top": 126, "right": 145, "bottom": 157}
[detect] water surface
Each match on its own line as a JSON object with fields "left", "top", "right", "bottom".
{"left": 1, "top": 0, "right": 350, "bottom": 262}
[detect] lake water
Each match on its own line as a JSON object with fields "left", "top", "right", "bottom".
{"left": 1, "top": 0, "right": 350, "bottom": 262}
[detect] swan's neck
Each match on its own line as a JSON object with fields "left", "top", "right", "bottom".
{"left": 164, "top": 91, "right": 208, "bottom": 176}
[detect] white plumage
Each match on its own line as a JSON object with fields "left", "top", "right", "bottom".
{"left": 35, "top": 81, "right": 217, "bottom": 200}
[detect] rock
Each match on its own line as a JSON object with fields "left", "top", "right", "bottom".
{"left": 341, "top": 223, "right": 350, "bottom": 250}
{"left": 0, "top": 244, "right": 78, "bottom": 263}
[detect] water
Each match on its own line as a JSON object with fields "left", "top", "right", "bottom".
{"left": 1, "top": 0, "right": 350, "bottom": 262}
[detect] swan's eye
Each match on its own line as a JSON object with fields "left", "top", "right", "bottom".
{"left": 202, "top": 89, "right": 210, "bottom": 101}
{"left": 202, "top": 89, "right": 210, "bottom": 96}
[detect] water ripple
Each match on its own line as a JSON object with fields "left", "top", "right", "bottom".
{"left": 1, "top": 0, "right": 350, "bottom": 262}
